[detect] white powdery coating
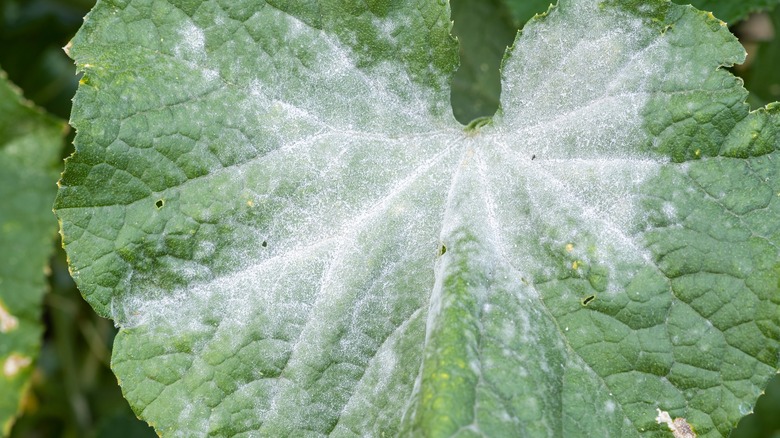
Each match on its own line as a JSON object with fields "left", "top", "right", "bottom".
{"left": 233, "top": 9, "right": 452, "bottom": 139}
{"left": 484, "top": 0, "right": 674, "bottom": 289}
{"left": 407, "top": 1, "right": 673, "bottom": 429}
{"left": 175, "top": 21, "right": 205, "bottom": 60}
{"left": 111, "top": 0, "right": 683, "bottom": 433}
{"left": 115, "top": 5, "right": 457, "bottom": 323}
{"left": 118, "top": 246, "right": 326, "bottom": 334}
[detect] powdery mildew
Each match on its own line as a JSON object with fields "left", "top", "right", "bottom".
{"left": 656, "top": 408, "right": 697, "bottom": 438}
{"left": 102, "top": 0, "right": 700, "bottom": 435}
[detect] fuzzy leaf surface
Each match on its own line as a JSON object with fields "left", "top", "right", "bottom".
{"left": 56, "top": 0, "right": 780, "bottom": 436}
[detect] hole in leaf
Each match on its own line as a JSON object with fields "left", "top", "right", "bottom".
{"left": 155, "top": 199, "right": 164, "bottom": 209}
{"left": 261, "top": 240, "right": 268, "bottom": 248}
{"left": 439, "top": 245, "right": 447, "bottom": 256}
{"left": 581, "top": 295, "right": 595, "bottom": 306}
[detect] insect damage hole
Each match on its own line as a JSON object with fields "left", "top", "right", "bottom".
{"left": 261, "top": 240, "right": 268, "bottom": 248}
{"left": 581, "top": 295, "right": 595, "bottom": 306}
{"left": 155, "top": 199, "right": 165, "bottom": 209}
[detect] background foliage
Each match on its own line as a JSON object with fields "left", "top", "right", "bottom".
{"left": 2, "top": 0, "right": 780, "bottom": 436}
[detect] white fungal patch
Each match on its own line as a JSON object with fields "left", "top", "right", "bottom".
{"left": 0, "top": 301, "right": 18, "bottom": 332}
{"left": 175, "top": 21, "right": 205, "bottom": 59}
{"left": 656, "top": 408, "right": 696, "bottom": 438}
{"left": 3, "top": 354, "right": 31, "bottom": 377}
{"left": 99, "top": 0, "right": 704, "bottom": 433}
{"left": 170, "top": 20, "right": 218, "bottom": 83}
{"left": 481, "top": 0, "right": 677, "bottom": 294}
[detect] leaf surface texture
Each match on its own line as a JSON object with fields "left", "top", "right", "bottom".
{"left": 56, "top": 0, "right": 780, "bottom": 436}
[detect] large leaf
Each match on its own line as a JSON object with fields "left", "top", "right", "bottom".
{"left": 56, "top": 0, "right": 780, "bottom": 436}
{"left": 0, "top": 71, "right": 63, "bottom": 435}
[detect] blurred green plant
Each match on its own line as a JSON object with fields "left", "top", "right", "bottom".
{"left": 0, "top": 69, "right": 63, "bottom": 436}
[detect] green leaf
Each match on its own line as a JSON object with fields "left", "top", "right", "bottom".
{"left": 0, "top": 70, "right": 63, "bottom": 435}
{"left": 503, "top": 0, "right": 555, "bottom": 26}
{"left": 687, "top": 0, "right": 780, "bottom": 24}
{"left": 56, "top": 0, "right": 780, "bottom": 436}
{"left": 450, "top": 0, "right": 519, "bottom": 123}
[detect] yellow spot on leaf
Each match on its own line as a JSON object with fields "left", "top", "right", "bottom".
{"left": 0, "top": 301, "right": 18, "bottom": 333}
{"left": 246, "top": 200, "right": 254, "bottom": 207}
{"left": 565, "top": 243, "right": 574, "bottom": 252}
{"left": 694, "top": 149, "right": 700, "bottom": 157}
{"left": 3, "top": 354, "right": 32, "bottom": 378}
{"left": 572, "top": 261, "right": 579, "bottom": 270}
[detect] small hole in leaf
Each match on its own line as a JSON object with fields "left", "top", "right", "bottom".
{"left": 261, "top": 240, "right": 268, "bottom": 248}
{"left": 155, "top": 199, "right": 164, "bottom": 209}
{"left": 581, "top": 295, "right": 595, "bottom": 306}
{"left": 439, "top": 245, "right": 447, "bottom": 256}
{"left": 531, "top": 154, "right": 536, "bottom": 160}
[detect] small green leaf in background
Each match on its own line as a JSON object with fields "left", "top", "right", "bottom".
{"left": 688, "top": 0, "right": 780, "bottom": 25}
{"left": 450, "top": 0, "right": 550, "bottom": 124}
{"left": 56, "top": 0, "right": 780, "bottom": 436}
{"left": 0, "top": 70, "right": 64, "bottom": 436}
{"left": 735, "top": 7, "right": 780, "bottom": 109}
{"left": 0, "top": 0, "right": 95, "bottom": 119}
